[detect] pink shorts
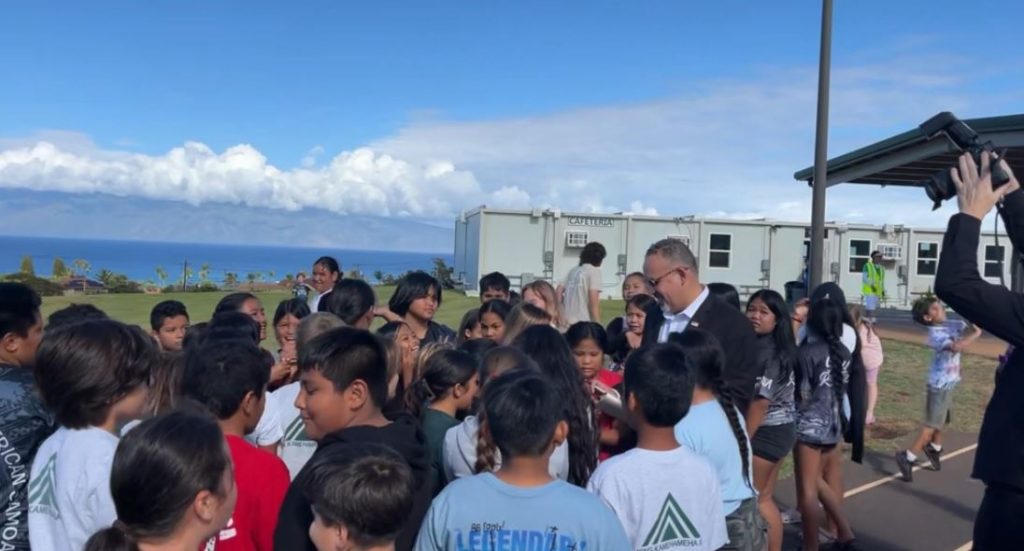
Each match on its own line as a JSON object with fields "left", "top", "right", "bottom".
{"left": 865, "top": 366, "right": 880, "bottom": 384}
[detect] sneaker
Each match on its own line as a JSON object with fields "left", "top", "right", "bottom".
{"left": 895, "top": 450, "right": 913, "bottom": 482}
{"left": 924, "top": 444, "right": 942, "bottom": 471}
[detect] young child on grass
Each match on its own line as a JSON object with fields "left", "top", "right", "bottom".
{"left": 896, "top": 296, "right": 982, "bottom": 482}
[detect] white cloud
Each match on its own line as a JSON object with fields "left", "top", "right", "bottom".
{"left": 369, "top": 53, "right": 1014, "bottom": 228}
{"left": 0, "top": 140, "right": 529, "bottom": 219}
{"left": 0, "top": 51, "right": 1015, "bottom": 230}
{"left": 299, "top": 145, "right": 324, "bottom": 168}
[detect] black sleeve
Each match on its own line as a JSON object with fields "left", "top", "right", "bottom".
{"left": 999, "top": 189, "right": 1024, "bottom": 254}
{"left": 935, "top": 213, "right": 1024, "bottom": 347}
{"left": 273, "top": 470, "right": 317, "bottom": 551}
{"left": 724, "top": 319, "right": 760, "bottom": 416}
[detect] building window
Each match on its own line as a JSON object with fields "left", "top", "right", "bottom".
{"left": 565, "top": 230, "right": 589, "bottom": 248}
{"left": 985, "top": 245, "right": 1005, "bottom": 278}
{"left": 916, "top": 242, "right": 938, "bottom": 276}
{"left": 849, "top": 239, "right": 871, "bottom": 273}
{"left": 708, "top": 233, "right": 731, "bottom": 269}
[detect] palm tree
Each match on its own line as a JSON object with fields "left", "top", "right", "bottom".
{"left": 246, "top": 272, "right": 259, "bottom": 291}
{"left": 73, "top": 259, "right": 91, "bottom": 292}
{"left": 198, "top": 263, "right": 212, "bottom": 285}
{"left": 155, "top": 266, "right": 168, "bottom": 287}
{"left": 224, "top": 272, "right": 239, "bottom": 288}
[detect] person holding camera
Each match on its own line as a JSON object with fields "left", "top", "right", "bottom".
{"left": 934, "top": 150, "right": 1022, "bottom": 549}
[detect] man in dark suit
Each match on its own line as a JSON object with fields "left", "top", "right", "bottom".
{"left": 642, "top": 238, "right": 760, "bottom": 414}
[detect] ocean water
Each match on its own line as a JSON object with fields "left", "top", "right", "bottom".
{"left": 0, "top": 235, "right": 452, "bottom": 284}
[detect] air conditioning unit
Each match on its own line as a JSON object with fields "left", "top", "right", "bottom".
{"left": 666, "top": 235, "right": 691, "bottom": 247}
{"left": 565, "top": 230, "right": 589, "bottom": 248}
{"left": 877, "top": 243, "right": 902, "bottom": 260}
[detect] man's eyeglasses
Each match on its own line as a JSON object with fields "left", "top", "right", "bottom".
{"left": 646, "top": 266, "right": 685, "bottom": 289}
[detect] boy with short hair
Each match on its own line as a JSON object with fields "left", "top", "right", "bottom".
{"left": 478, "top": 272, "right": 510, "bottom": 303}
{"left": 306, "top": 451, "right": 415, "bottom": 551}
{"left": 183, "top": 338, "right": 290, "bottom": 550}
{"left": 588, "top": 343, "right": 728, "bottom": 550}
{"left": 897, "top": 296, "right": 982, "bottom": 482}
{"left": 416, "top": 368, "right": 630, "bottom": 551}
{"left": 275, "top": 327, "right": 431, "bottom": 551}
{"left": 46, "top": 303, "right": 108, "bottom": 330}
{"left": 0, "top": 283, "right": 55, "bottom": 551}
{"left": 150, "top": 299, "right": 190, "bottom": 351}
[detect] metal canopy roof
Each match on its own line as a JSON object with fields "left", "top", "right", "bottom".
{"left": 793, "top": 114, "right": 1024, "bottom": 188}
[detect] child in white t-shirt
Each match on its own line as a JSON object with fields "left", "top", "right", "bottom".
{"left": 28, "top": 320, "right": 156, "bottom": 551}
{"left": 589, "top": 342, "right": 728, "bottom": 551}
{"left": 274, "top": 312, "right": 344, "bottom": 479}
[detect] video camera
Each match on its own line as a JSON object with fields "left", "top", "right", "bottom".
{"left": 918, "top": 112, "right": 1011, "bottom": 210}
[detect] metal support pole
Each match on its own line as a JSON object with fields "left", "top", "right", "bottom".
{"left": 809, "top": 0, "right": 833, "bottom": 290}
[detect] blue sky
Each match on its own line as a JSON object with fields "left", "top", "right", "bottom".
{"left": 1, "top": 1, "right": 1022, "bottom": 247}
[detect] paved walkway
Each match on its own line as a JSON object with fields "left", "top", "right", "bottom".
{"left": 776, "top": 431, "right": 981, "bottom": 551}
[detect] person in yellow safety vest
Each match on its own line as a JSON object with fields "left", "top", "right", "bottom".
{"left": 862, "top": 250, "right": 885, "bottom": 320}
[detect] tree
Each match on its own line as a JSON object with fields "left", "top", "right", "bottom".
{"left": 198, "top": 263, "right": 212, "bottom": 285}
{"left": 373, "top": 270, "right": 384, "bottom": 283}
{"left": 284, "top": 274, "right": 294, "bottom": 283}
{"left": 19, "top": 256, "right": 34, "bottom": 276}
{"left": 73, "top": 259, "right": 91, "bottom": 292}
{"left": 246, "top": 272, "right": 260, "bottom": 291}
{"left": 73, "top": 258, "right": 91, "bottom": 277}
{"left": 155, "top": 266, "right": 168, "bottom": 287}
{"left": 431, "top": 258, "right": 455, "bottom": 289}
{"left": 267, "top": 271, "right": 276, "bottom": 284}
{"left": 224, "top": 272, "right": 239, "bottom": 288}
{"left": 52, "top": 257, "right": 69, "bottom": 280}
{"left": 97, "top": 269, "right": 115, "bottom": 286}
{"left": 346, "top": 267, "right": 364, "bottom": 280}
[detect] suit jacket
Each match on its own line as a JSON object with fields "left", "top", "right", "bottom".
{"left": 643, "top": 293, "right": 761, "bottom": 414}
{"left": 936, "top": 189, "right": 1024, "bottom": 491}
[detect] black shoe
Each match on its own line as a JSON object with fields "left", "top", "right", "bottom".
{"left": 896, "top": 450, "right": 913, "bottom": 482}
{"left": 828, "top": 539, "right": 862, "bottom": 551}
{"left": 924, "top": 444, "right": 942, "bottom": 471}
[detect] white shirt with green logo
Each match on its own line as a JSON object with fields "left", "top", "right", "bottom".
{"left": 271, "top": 382, "right": 316, "bottom": 479}
{"left": 588, "top": 446, "right": 727, "bottom": 551}
{"left": 28, "top": 426, "right": 119, "bottom": 551}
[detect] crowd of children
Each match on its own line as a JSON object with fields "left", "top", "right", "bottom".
{"left": 0, "top": 238, "right": 986, "bottom": 551}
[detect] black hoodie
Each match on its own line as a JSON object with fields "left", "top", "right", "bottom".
{"left": 273, "top": 414, "right": 434, "bottom": 551}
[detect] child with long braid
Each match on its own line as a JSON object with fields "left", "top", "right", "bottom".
{"left": 794, "top": 298, "right": 858, "bottom": 550}
{"left": 670, "top": 329, "right": 766, "bottom": 551}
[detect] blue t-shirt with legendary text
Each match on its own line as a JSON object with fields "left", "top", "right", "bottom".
{"left": 414, "top": 472, "right": 629, "bottom": 551}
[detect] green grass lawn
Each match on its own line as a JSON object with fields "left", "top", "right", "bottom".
{"left": 42, "top": 291, "right": 993, "bottom": 457}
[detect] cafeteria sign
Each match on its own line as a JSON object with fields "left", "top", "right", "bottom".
{"left": 568, "top": 216, "right": 615, "bottom": 228}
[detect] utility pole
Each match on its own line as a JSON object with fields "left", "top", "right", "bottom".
{"left": 182, "top": 260, "right": 188, "bottom": 291}
{"left": 809, "top": 0, "right": 833, "bottom": 290}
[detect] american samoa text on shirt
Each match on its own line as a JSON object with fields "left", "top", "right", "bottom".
{"left": 452, "top": 524, "right": 587, "bottom": 551}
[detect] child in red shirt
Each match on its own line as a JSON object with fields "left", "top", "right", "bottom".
{"left": 182, "top": 336, "right": 290, "bottom": 551}
{"left": 567, "top": 322, "right": 625, "bottom": 461}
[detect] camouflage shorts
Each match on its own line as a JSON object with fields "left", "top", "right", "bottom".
{"left": 720, "top": 497, "right": 768, "bottom": 551}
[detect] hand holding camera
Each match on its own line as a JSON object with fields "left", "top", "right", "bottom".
{"left": 950, "top": 150, "right": 1020, "bottom": 221}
